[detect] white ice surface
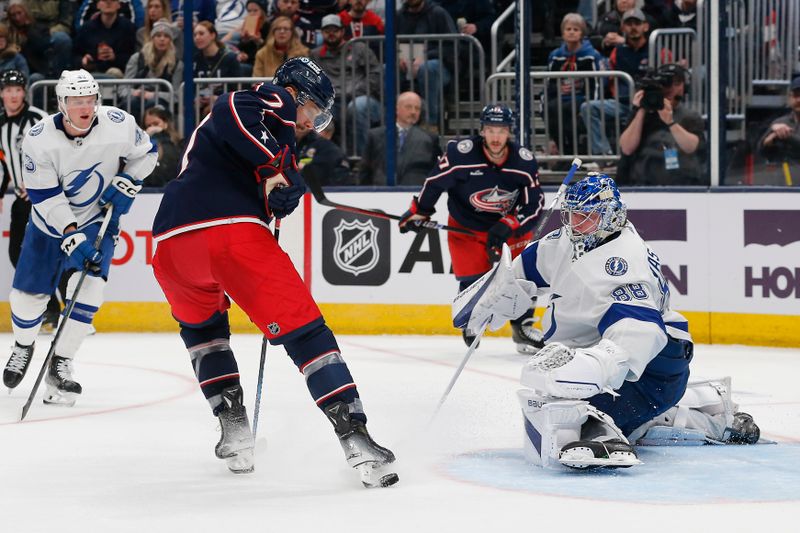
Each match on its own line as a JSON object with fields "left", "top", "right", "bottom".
{"left": 1, "top": 333, "right": 799, "bottom": 533}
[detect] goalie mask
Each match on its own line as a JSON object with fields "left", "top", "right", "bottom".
{"left": 55, "top": 69, "right": 100, "bottom": 132}
{"left": 560, "top": 173, "right": 627, "bottom": 253}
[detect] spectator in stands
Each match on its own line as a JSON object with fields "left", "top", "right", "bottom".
{"left": 123, "top": 19, "right": 182, "bottom": 119}
{"left": 591, "top": 0, "right": 657, "bottom": 56}
{"left": 438, "top": 0, "right": 495, "bottom": 53}
{"left": 216, "top": 0, "right": 248, "bottom": 42}
{"left": 339, "top": 0, "right": 384, "bottom": 42}
{"left": 311, "top": 14, "right": 381, "bottom": 156}
{"left": 0, "top": 23, "right": 30, "bottom": 78}
{"left": 396, "top": 0, "right": 458, "bottom": 128}
{"left": 757, "top": 76, "right": 800, "bottom": 170}
{"left": 75, "top": 0, "right": 145, "bottom": 31}
{"left": 546, "top": 13, "right": 605, "bottom": 159}
{"left": 270, "top": 0, "right": 318, "bottom": 49}
{"left": 137, "top": 0, "right": 172, "bottom": 48}
{"left": 74, "top": 0, "right": 138, "bottom": 78}
{"left": 223, "top": 0, "right": 269, "bottom": 75}
{"left": 143, "top": 105, "right": 182, "bottom": 187}
{"left": 359, "top": 91, "right": 442, "bottom": 186}
{"left": 664, "top": 0, "right": 698, "bottom": 31}
{"left": 8, "top": 0, "right": 71, "bottom": 78}
{"left": 252, "top": 15, "right": 307, "bottom": 78}
{"left": 193, "top": 21, "right": 240, "bottom": 116}
{"left": 617, "top": 63, "right": 706, "bottom": 185}
{"left": 296, "top": 118, "right": 354, "bottom": 186}
{"left": 580, "top": 8, "right": 658, "bottom": 164}
{"left": 297, "top": 0, "right": 340, "bottom": 44}
{"left": 25, "top": 0, "right": 73, "bottom": 34}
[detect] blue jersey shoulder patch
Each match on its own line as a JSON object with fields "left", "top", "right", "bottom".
{"left": 107, "top": 109, "right": 125, "bottom": 123}
{"left": 605, "top": 256, "right": 629, "bottom": 276}
{"left": 29, "top": 122, "right": 45, "bottom": 137}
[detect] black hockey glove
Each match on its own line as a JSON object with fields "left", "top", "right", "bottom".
{"left": 398, "top": 196, "right": 435, "bottom": 233}
{"left": 486, "top": 216, "right": 518, "bottom": 262}
{"left": 268, "top": 181, "right": 306, "bottom": 218}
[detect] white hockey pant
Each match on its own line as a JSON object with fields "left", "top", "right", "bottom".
{"left": 517, "top": 389, "right": 628, "bottom": 468}
{"left": 629, "top": 377, "right": 737, "bottom": 444}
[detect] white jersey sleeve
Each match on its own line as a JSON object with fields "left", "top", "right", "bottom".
{"left": 21, "top": 125, "right": 77, "bottom": 235}
{"left": 116, "top": 111, "right": 158, "bottom": 182}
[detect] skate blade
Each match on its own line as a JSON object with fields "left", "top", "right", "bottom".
{"left": 356, "top": 461, "right": 399, "bottom": 488}
{"left": 225, "top": 449, "right": 255, "bottom": 474}
{"left": 515, "top": 343, "right": 541, "bottom": 355}
{"left": 42, "top": 389, "right": 79, "bottom": 407}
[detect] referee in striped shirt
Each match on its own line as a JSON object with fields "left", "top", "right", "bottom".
{"left": 0, "top": 69, "right": 61, "bottom": 331}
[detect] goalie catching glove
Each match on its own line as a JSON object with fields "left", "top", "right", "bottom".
{"left": 61, "top": 230, "right": 103, "bottom": 273}
{"left": 99, "top": 173, "right": 142, "bottom": 220}
{"left": 452, "top": 243, "right": 535, "bottom": 335}
{"left": 255, "top": 145, "right": 306, "bottom": 219}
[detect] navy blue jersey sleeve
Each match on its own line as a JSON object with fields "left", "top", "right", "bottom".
{"left": 416, "top": 140, "right": 468, "bottom": 211}
{"left": 505, "top": 148, "right": 545, "bottom": 235}
{"left": 212, "top": 87, "right": 298, "bottom": 177}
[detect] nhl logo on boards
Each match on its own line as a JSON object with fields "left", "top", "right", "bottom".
{"left": 605, "top": 256, "right": 629, "bottom": 276}
{"left": 333, "top": 219, "right": 380, "bottom": 276}
{"left": 267, "top": 322, "right": 280, "bottom": 335}
{"left": 322, "top": 211, "right": 390, "bottom": 286}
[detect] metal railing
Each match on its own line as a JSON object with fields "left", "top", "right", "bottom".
{"left": 29, "top": 78, "right": 176, "bottom": 120}
{"left": 178, "top": 77, "right": 271, "bottom": 136}
{"left": 337, "top": 34, "right": 485, "bottom": 157}
{"left": 486, "top": 70, "right": 635, "bottom": 178}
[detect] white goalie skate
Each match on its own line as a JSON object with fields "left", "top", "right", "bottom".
{"left": 325, "top": 402, "right": 399, "bottom": 488}
{"left": 215, "top": 386, "right": 255, "bottom": 474}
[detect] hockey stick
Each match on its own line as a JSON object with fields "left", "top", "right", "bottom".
{"left": 20, "top": 206, "right": 114, "bottom": 422}
{"left": 530, "top": 157, "right": 582, "bottom": 239}
{"left": 252, "top": 218, "right": 280, "bottom": 438}
{"left": 302, "top": 166, "right": 475, "bottom": 235}
{"left": 430, "top": 317, "right": 491, "bottom": 421}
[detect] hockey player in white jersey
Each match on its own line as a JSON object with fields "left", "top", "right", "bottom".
{"left": 2, "top": 70, "right": 157, "bottom": 404}
{"left": 453, "top": 174, "right": 760, "bottom": 469}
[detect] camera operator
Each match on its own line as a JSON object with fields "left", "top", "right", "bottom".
{"left": 617, "top": 63, "right": 707, "bottom": 185}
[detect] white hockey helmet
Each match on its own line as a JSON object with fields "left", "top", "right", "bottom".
{"left": 56, "top": 69, "right": 100, "bottom": 132}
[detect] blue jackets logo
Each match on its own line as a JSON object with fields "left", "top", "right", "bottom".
{"left": 469, "top": 186, "right": 519, "bottom": 214}
{"left": 323, "top": 211, "right": 390, "bottom": 286}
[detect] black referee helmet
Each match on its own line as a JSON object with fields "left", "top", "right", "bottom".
{"left": 0, "top": 69, "right": 27, "bottom": 89}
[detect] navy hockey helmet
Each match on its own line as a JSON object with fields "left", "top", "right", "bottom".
{"left": 273, "top": 57, "right": 335, "bottom": 132}
{"left": 479, "top": 104, "right": 514, "bottom": 128}
{"left": 560, "top": 173, "right": 627, "bottom": 251}
{"left": 0, "top": 69, "right": 27, "bottom": 89}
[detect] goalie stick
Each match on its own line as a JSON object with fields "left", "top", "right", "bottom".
{"left": 20, "top": 206, "right": 115, "bottom": 422}
{"left": 302, "top": 166, "right": 475, "bottom": 235}
{"left": 529, "top": 157, "right": 582, "bottom": 238}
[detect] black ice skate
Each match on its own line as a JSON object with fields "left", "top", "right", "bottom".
{"left": 4, "top": 342, "right": 35, "bottom": 390}
{"left": 511, "top": 318, "right": 545, "bottom": 354}
{"left": 325, "top": 401, "right": 399, "bottom": 488}
{"left": 559, "top": 438, "right": 641, "bottom": 469}
{"left": 43, "top": 355, "right": 82, "bottom": 406}
{"left": 215, "top": 385, "right": 255, "bottom": 474}
{"left": 722, "top": 412, "right": 760, "bottom": 444}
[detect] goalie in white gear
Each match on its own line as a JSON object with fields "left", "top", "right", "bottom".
{"left": 453, "top": 174, "right": 759, "bottom": 470}
{"left": 2, "top": 70, "right": 157, "bottom": 404}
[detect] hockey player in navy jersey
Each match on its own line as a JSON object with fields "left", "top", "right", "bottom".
{"left": 151, "top": 57, "right": 398, "bottom": 486}
{"left": 453, "top": 174, "right": 760, "bottom": 469}
{"left": 399, "top": 104, "right": 546, "bottom": 352}
{"left": 2, "top": 69, "right": 157, "bottom": 404}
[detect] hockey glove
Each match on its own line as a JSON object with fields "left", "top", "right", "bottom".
{"left": 486, "top": 215, "right": 519, "bottom": 262}
{"left": 398, "top": 196, "right": 435, "bottom": 233}
{"left": 61, "top": 231, "right": 103, "bottom": 274}
{"left": 256, "top": 146, "right": 305, "bottom": 218}
{"left": 99, "top": 173, "right": 143, "bottom": 219}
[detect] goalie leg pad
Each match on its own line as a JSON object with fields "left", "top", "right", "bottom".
{"left": 520, "top": 341, "right": 617, "bottom": 399}
{"left": 629, "top": 378, "right": 760, "bottom": 445}
{"left": 9, "top": 289, "right": 50, "bottom": 346}
{"left": 56, "top": 274, "right": 106, "bottom": 358}
{"left": 517, "top": 389, "right": 588, "bottom": 468}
